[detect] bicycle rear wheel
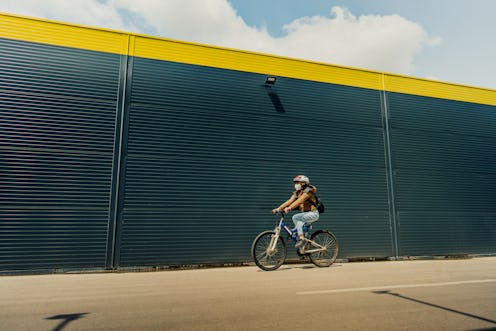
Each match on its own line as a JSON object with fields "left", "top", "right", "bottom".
{"left": 309, "top": 230, "right": 338, "bottom": 267}
{"left": 251, "top": 231, "right": 286, "bottom": 271}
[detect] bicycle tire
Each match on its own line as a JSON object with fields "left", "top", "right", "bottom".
{"left": 251, "top": 231, "right": 287, "bottom": 271}
{"left": 308, "top": 230, "right": 338, "bottom": 267}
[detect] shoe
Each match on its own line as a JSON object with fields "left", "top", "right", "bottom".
{"left": 295, "top": 240, "right": 305, "bottom": 249}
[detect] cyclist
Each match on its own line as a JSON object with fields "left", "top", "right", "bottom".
{"left": 272, "top": 175, "right": 320, "bottom": 250}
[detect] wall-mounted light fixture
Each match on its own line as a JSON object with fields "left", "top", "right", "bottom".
{"left": 265, "top": 76, "right": 277, "bottom": 86}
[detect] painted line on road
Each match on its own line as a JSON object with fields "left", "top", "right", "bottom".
{"left": 296, "top": 279, "right": 496, "bottom": 295}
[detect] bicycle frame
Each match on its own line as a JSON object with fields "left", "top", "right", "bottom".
{"left": 269, "top": 213, "right": 326, "bottom": 255}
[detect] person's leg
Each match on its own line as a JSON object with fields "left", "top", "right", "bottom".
{"left": 292, "top": 213, "right": 304, "bottom": 237}
{"left": 292, "top": 211, "right": 319, "bottom": 241}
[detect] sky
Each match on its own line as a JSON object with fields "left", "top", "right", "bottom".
{"left": 0, "top": 0, "right": 495, "bottom": 89}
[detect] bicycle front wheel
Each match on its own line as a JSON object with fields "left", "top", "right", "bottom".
{"left": 251, "top": 231, "right": 286, "bottom": 271}
{"left": 309, "top": 230, "right": 339, "bottom": 267}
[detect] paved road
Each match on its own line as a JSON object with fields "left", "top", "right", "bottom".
{"left": 1, "top": 257, "right": 495, "bottom": 331}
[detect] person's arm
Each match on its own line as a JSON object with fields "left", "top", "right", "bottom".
{"left": 286, "top": 192, "right": 312, "bottom": 211}
{"left": 273, "top": 193, "right": 297, "bottom": 212}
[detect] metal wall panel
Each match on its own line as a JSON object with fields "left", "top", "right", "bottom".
{"left": 0, "top": 38, "right": 121, "bottom": 272}
{"left": 117, "top": 58, "right": 391, "bottom": 267}
{"left": 131, "top": 36, "right": 383, "bottom": 92}
{"left": 2, "top": 13, "right": 495, "bottom": 273}
{"left": 387, "top": 92, "right": 496, "bottom": 256}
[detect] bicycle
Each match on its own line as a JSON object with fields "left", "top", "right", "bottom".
{"left": 251, "top": 212, "right": 339, "bottom": 271}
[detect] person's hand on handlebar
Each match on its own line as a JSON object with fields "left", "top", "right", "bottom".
{"left": 272, "top": 207, "right": 291, "bottom": 214}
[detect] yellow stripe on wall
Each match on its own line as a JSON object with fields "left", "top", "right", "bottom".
{"left": 1, "top": 12, "right": 495, "bottom": 106}
{"left": 132, "top": 36, "right": 383, "bottom": 91}
{"left": 0, "top": 12, "right": 128, "bottom": 55}
{"left": 384, "top": 74, "right": 496, "bottom": 106}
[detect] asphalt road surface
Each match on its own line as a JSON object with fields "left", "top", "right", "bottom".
{"left": 1, "top": 257, "right": 495, "bottom": 331}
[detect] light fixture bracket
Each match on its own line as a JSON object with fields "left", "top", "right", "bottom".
{"left": 265, "top": 76, "right": 277, "bottom": 86}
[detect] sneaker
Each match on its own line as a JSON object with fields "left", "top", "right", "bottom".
{"left": 295, "top": 239, "right": 305, "bottom": 249}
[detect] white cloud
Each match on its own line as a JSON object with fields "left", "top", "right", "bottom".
{"left": 0, "top": 0, "right": 129, "bottom": 30}
{"left": 108, "top": 0, "right": 273, "bottom": 47}
{"left": 277, "top": 7, "right": 442, "bottom": 74}
{"left": 0, "top": 0, "right": 441, "bottom": 75}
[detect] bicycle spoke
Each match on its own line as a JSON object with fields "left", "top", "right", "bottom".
{"left": 308, "top": 231, "right": 338, "bottom": 267}
{"left": 251, "top": 231, "right": 287, "bottom": 271}
{"left": 256, "top": 251, "right": 268, "bottom": 261}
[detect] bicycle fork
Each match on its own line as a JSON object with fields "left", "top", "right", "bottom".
{"left": 267, "top": 226, "right": 282, "bottom": 256}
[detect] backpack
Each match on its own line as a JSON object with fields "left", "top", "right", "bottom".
{"left": 311, "top": 194, "right": 325, "bottom": 214}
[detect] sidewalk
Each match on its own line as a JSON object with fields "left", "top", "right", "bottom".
{"left": 1, "top": 257, "right": 495, "bottom": 331}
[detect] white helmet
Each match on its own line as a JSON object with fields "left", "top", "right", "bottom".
{"left": 293, "top": 175, "right": 309, "bottom": 184}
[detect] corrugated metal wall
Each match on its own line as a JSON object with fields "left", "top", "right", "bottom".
{"left": 0, "top": 38, "right": 122, "bottom": 272}
{"left": 387, "top": 92, "right": 496, "bottom": 256}
{"left": 1, "top": 14, "right": 495, "bottom": 273}
{"left": 116, "top": 58, "right": 391, "bottom": 267}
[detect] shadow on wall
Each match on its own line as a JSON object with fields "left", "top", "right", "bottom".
{"left": 264, "top": 77, "right": 286, "bottom": 113}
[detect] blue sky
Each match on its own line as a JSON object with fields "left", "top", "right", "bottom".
{"left": 229, "top": 0, "right": 496, "bottom": 89}
{"left": 1, "top": 0, "right": 495, "bottom": 89}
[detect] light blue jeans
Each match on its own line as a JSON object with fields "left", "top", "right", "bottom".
{"left": 292, "top": 210, "right": 319, "bottom": 236}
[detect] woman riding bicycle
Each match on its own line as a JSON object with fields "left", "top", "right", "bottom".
{"left": 272, "top": 175, "right": 320, "bottom": 250}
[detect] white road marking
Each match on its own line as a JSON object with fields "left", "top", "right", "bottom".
{"left": 296, "top": 279, "right": 496, "bottom": 295}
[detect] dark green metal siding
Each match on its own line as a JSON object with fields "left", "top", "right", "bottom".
{"left": 117, "top": 58, "right": 391, "bottom": 266}
{"left": 0, "top": 39, "right": 122, "bottom": 272}
{"left": 1, "top": 36, "right": 494, "bottom": 274}
{"left": 387, "top": 93, "right": 496, "bottom": 256}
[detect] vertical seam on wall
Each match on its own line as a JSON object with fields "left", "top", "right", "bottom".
{"left": 112, "top": 36, "right": 135, "bottom": 268}
{"left": 381, "top": 74, "right": 400, "bottom": 258}
{"left": 106, "top": 34, "right": 132, "bottom": 269}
